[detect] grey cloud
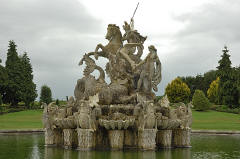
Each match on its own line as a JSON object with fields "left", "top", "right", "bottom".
{"left": 1, "top": 0, "right": 240, "bottom": 99}
{"left": 156, "top": 0, "right": 240, "bottom": 95}
{"left": 0, "top": 0, "right": 104, "bottom": 99}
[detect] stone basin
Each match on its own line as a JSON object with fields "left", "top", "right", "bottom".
{"left": 157, "top": 119, "right": 182, "bottom": 130}
{"left": 98, "top": 118, "right": 135, "bottom": 130}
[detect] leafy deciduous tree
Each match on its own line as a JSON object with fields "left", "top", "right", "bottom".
{"left": 207, "top": 77, "right": 220, "bottom": 104}
{"left": 40, "top": 85, "right": 52, "bottom": 105}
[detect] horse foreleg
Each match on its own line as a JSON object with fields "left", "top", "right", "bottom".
{"left": 95, "top": 44, "right": 105, "bottom": 53}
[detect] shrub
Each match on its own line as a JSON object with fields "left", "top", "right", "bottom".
{"left": 192, "top": 89, "right": 210, "bottom": 111}
{"left": 207, "top": 77, "right": 220, "bottom": 104}
{"left": 165, "top": 77, "right": 191, "bottom": 103}
{"left": 215, "top": 105, "right": 240, "bottom": 114}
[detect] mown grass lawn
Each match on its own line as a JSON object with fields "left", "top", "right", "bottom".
{"left": 0, "top": 110, "right": 43, "bottom": 130}
{"left": 192, "top": 110, "right": 240, "bottom": 131}
{"left": 0, "top": 109, "right": 240, "bottom": 131}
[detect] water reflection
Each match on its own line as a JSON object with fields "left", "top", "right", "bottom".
{"left": 0, "top": 134, "right": 240, "bottom": 159}
{"left": 30, "top": 135, "right": 41, "bottom": 159}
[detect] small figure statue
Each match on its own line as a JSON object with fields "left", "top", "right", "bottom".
{"left": 133, "top": 45, "right": 162, "bottom": 93}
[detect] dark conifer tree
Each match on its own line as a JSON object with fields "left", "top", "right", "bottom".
{"left": 4, "top": 41, "right": 22, "bottom": 106}
{"left": 19, "top": 52, "right": 37, "bottom": 108}
{"left": 0, "top": 57, "right": 8, "bottom": 102}
{"left": 217, "top": 46, "right": 238, "bottom": 107}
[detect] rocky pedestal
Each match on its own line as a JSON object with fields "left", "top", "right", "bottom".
{"left": 156, "top": 130, "right": 172, "bottom": 148}
{"left": 77, "top": 128, "right": 96, "bottom": 150}
{"left": 124, "top": 130, "right": 138, "bottom": 148}
{"left": 45, "top": 129, "right": 54, "bottom": 146}
{"left": 138, "top": 129, "right": 157, "bottom": 150}
{"left": 172, "top": 129, "right": 191, "bottom": 147}
{"left": 108, "top": 130, "right": 124, "bottom": 150}
{"left": 63, "top": 129, "right": 78, "bottom": 149}
{"left": 45, "top": 129, "right": 63, "bottom": 146}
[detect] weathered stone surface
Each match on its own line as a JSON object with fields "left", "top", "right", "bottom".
{"left": 108, "top": 130, "right": 124, "bottom": 150}
{"left": 63, "top": 129, "right": 78, "bottom": 149}
{"left": 77, "top": 128, "right": 95, "bottom": 150}
{"left": 45, "top": 129, "right": 55, "bottom": 146}
{"left": 124, "top": 130, "right": 138, "bottom": 148}
{"left": 156, "top": 130, "right": 172, "bottom": 148}
{"left": 138, "top": 129, "right": 157, "bottom": 150}
{"left": 158, "top": 95, "right": 170, "bottom": 107}
{"left": 172, "top": 129, "right": 191, "bottom": 147}
{"left": 43, "top": 17, "right": 192, "bottom": 150}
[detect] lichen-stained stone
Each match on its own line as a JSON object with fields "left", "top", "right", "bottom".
{"left": 138, "top": 129, "right": 157, "bottom": 150}
{"left": 43, "top": 17, "right": 193, "bottom": 150}
{"left": 156, "top": 130, "right": 172, "bottom": 148}
{"left": 63, "top": 129, "right": 78, "bottom": 149}
{"left": 108, "top": 130, "right": 124, "bottom": 150}
{"left": 172, "top": 129, "right": 191, "bottom": 148}
{"left": 77, "top": 128, "right": 96, "bottom": 150}
{"left": 124, "top": 130, "right": 138, "bottom": 148}
{"left": 45, "top": 129, "right": 55, "bottom": 146}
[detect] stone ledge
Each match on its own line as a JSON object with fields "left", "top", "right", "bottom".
{"left": 192, "top": 130, "right": 240, "bottom": 134}
{"left": 0, "top": 129, "right": 44, "bottom": 133}
{"left": 0, "top": 129, "right": 239, "bottom": 135}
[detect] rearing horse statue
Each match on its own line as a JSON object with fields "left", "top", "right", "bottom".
{"left": 94, "top": 24, "right": 123, "bottom": 59}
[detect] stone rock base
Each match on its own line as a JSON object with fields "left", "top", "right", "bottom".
{"left": 138, "top": 129, "right": 157, "bottom": 150}
{"left": 124, "top": 130, "right": 138, "bottom": 148}
{"left": 108, "top": 130, "right": 124, "bottom": 150}
{"left": 156, "top": 130, "right": 172, "bottom": 148}
{"left": 172, "top": 129, "right": 191, "bottom": 147}
{"left": 77, "top": 128, "right": 95, "bottom": 150}
{"left": 63, "top": 129, "right": 78, "bottom": 149}
{"left": 45, "top": 129, "right": 63, "bottom": 146}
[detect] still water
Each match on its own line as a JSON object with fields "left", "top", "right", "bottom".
{"left": 0, "top": 133, "right": 239, "bottom": 159}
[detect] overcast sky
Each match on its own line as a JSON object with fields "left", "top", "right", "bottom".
{"left": 0, "top": 0, "right": 239, "bottom": 100}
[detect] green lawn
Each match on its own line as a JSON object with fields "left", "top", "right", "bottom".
{"left": 192, "top": 110, "right": 240, "bottom": 131}
{"left": 0, "top": 109, "right": 239, "bottom": 131}
{"left": 0, "top": 110, "right": 43, "bottom": 130}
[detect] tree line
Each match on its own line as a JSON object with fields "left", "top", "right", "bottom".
{"left": 0, "top": 41, "right": 37, "bottom": 108}
{"left": 166, "top": 46, "right": 240, "bottom": 109}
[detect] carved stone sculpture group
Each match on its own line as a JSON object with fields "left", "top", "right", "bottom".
{"left": 43, "top": 20, "right": 192, "bottom": 150}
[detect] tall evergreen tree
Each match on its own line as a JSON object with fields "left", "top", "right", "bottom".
{"left": 4, "top": 41, "right": 22, "bottom": 106}
{"left": 0, "top": 57, "right": 8, "bottom": 101}
{"left": 40, "top": 85, "right": 52, "bottom": 105}
{"left": 19, "top": 52, "right": 37, "bottom": 108}
{"left": 217, "top": 46, "right": 238, "bottom": 107}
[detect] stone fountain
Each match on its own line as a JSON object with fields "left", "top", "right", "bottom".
{"left": 43, "top": 19, "right": 192, "bottom": 150}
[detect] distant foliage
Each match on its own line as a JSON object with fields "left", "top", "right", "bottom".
{"left": 165, "top": 77, "right": 191, "bottom": 103}
{"left": 56, "top": 99, "right": 59, "bottom": 106}
{"left": 180, "top": 70, "right": 217, "bottom": 99}
{"left": 192, "top": 90, "right": 210, "bottom": 111}
{"left": 207, "top": 77, "right": 220, "bottom": 104}
{"left": 0, "top": 41, "right": 37, "bottom": 108}
{"left": 0, "top": 94, "right": 2, "bottom": 106}
{"left": 40, "top": 85, "right": 52, "bottom": 105}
